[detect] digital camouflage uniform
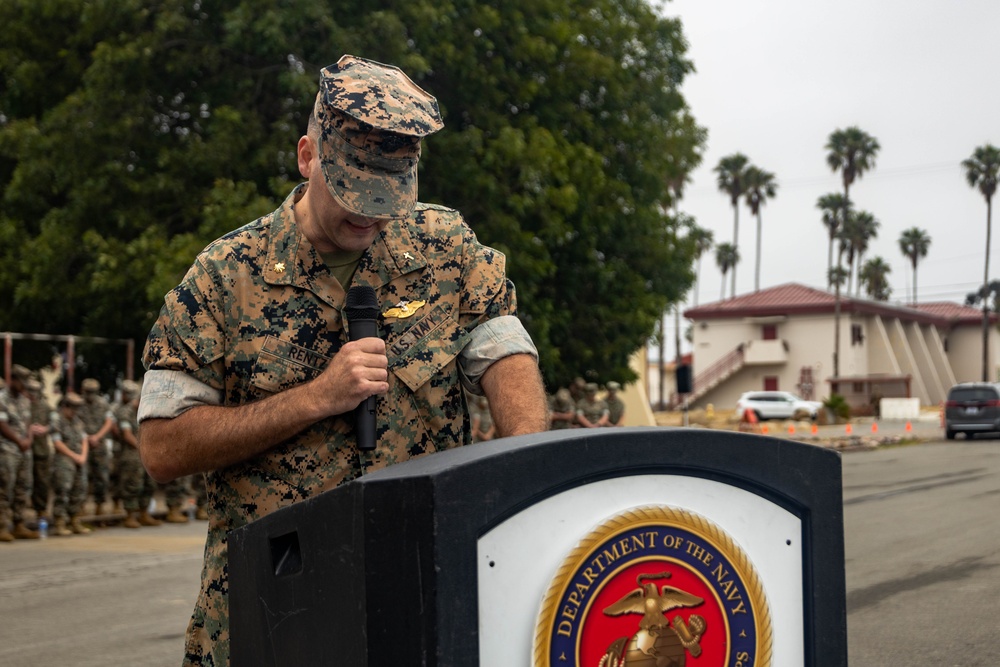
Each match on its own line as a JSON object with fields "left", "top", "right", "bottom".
{"left": 606, "top": 395, "right": 626, "bottom": 426}
{"left": 576, "top": 395, "right": 609, "bottom": 427}
{"left": 29, "top": 391, "right": 52, "bottom": 516}
{"left": 0, "top": 387, "right": 33, "bottom": 530}
{"left": 113, "top": 399, "right": 155, "bottom": 514}
{"left": 143, "top": 186, "right": 515, "bottom": 664}
{"left": 49, "top": 409, "right": 89, "bottom": 523}
{"left": 548, "top": 389, "right": 577, "bottom": 430}
{"left": 78, "top": 389, "right": 113, "bottom": 507}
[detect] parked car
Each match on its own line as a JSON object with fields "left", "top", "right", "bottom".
{"left": 944, "top": 382, "right": 1000, "bottom": 440}
{"left": 735, "top": 391, "right": 822, "bottom": 421}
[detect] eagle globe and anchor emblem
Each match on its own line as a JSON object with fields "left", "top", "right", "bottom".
{"left": 533, "top": 505, "right": 772, "bottom": 667}
{"left": 599, "top": 571, "right": 707, "bottom": 667}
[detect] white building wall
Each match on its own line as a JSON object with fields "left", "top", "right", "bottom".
{"left": 947, "top": 325, "right": 1000, "bottom": 382}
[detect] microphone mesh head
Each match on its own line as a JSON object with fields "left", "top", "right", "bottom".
{"left": 344, "top": 285, "right": 380, "bottom": 320}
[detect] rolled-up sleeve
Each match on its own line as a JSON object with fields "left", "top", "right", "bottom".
{"left": 458, "top": 315, "right": 538, "bottom": 395}
{"left": 138, "top": 370, "right": 223, "bottom": 422}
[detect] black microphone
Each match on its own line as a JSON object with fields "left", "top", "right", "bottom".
{"left": 344, "top": 285, "right": 380, "bottom": 451}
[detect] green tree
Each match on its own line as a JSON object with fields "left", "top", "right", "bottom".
{"left": 825, "top": 126, "right": 880, "bottom": 378}
{"left": 0, "top": 0, "right": 707, "bottom": 388}
{"left": 715, "top": 242, "right": 739, "bottom": 300}
{"left": 858, "top": 256, "right": 892, "bottom": 301}
{"left": 897, "top": 227, "right": 931, "bottom": 304}
{"left": 962, "top": 143, "right": 1000, "bottom": 381}
{"left": 743, "top": 165, "right": 777, "bottom": 293}
{"left": 689, "top": 226, "right": 714, "bottom": 307}
{"left": 816, "top": 193, "right": 851, "bottom": 287}
{"left": 840, "top": 210, "right": 879, "bottom": 295}
{"left": 714, "top": 153, "right": 749, "bottom": 297}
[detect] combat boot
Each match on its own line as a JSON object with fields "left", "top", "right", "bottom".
{"left": 70, "top": 516, "right": 92, "bottom": 535}
{"left": 122, "top": 511, "right": 141, "bottom": 529}
{"left": 165, "top": 507, "right": 189, "bottom": 524}
{"left": 138, "top": 511, "right": 162, "bottom": 527}
{"left": 0, "top": 527, "right": 13, "bottom": 542}
{"left": 52, "top": 518, "right": 73, "bottom": 537}
{"left": 195, "top": 507, "right": 209, "bottom": 521}
{"left": 12, "top": 522, "right": 40, "bottom": 540}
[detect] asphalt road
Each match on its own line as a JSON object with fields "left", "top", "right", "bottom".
{"left": 1, "top": 435, "right": 997, "bottom": 666}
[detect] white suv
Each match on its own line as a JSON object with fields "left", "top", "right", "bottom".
{"left": 735, "top": 391, "right": 822, "bottom": 421}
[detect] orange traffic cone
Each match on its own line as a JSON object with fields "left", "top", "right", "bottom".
{"left": 905, "top": 421, "right": 913, "bottom": 433}
{"left": 871, "top": 422, "right": 878, "bottom": 433}
{"left": 845, "top": 423, "right": 853, "bottom": 435}
{"left": 761, "top": 424, "right": 769, "bottom": 434}
{"left": 811, "top": 424, "right": 818, "bottom": 435}
{"left": 788, "top": 424, "right": 796, "bottom": 435}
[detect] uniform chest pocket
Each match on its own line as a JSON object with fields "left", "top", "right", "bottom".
{"left": 250, "top": 336, "right": 331, "bottom": 396}
{"left": 388, "top": 304, "right": 470, "bottom": 392}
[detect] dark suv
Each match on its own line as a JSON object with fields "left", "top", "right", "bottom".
{"left": 944, "top": 383, "right": 1000, "bottom": 440}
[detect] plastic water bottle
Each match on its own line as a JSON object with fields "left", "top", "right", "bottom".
{"left": 38, "top": 518, "right": 48, "bottom": 540}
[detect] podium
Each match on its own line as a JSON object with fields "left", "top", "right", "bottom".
{"left": 229, "top": 427, "right": 847, "bottom": 666}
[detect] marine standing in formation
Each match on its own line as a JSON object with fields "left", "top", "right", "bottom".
{"left": 48, "top": 392, "right": 91, "bottom": 536}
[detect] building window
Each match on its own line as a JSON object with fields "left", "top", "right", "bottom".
{"left": 853, "top": 382, "right": 864, "bottom": 393}
{"left": 851, "top": 324, "right": 864, "bottom": 346}
{"left": 764, "top": 376, "right": 779, "bottom": 391}
{"left": 762, "top": 324, "right": 777, "bottom": 340}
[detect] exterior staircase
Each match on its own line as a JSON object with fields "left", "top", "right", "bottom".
{"left": 674, "top": 344, "right": 746, "bottom": 408}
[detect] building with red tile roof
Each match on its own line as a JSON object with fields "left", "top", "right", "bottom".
{"left": 681, "top": 283, "right": 999, "bottom": 412}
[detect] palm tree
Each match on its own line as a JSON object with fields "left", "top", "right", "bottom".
{"left": 844, "top": 211, "right": 880, "bottom": 296}
{"left": 898, "top": 227, "right": 931, "bottom": 305}
{"left": 689, "top": 226, "right": 714, "bottom": 307}
{"left": 743, "top": 166, "right": 778, "bottom": 292}
{"left": 962, "top": 143, "right": 1000, "bottom": 381}
{"left": 859, "top": 256, "right": 892, "bottom": 301}
{"left": 826, "top": 127, "right": 880, "bottom": 379}
{"left": 714, "top": 153, "right": 750, "bottom": 297}
{"left": 817, "top": 193, "right": 851, "bottom": 286}
{"left": 715, "top": 242, "right": 739, "bottom": 300}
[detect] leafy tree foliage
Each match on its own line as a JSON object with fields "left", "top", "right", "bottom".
{"left": 858, "top": 256, "right": 891, "bottom": 302}
{"left": 897, "top": 226, "right": 930, "bottom": 304}
{"left": 0, "top": 0, "right": 706, "bottom": 387}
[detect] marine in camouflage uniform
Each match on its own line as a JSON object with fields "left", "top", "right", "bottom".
{"left": 548, "top": 388, "right": 577, "bottom": 429}
{"left": 138, "top": 55, "right": 547, "bottom": 666}
{"left": 163, "top": 475, "right": 192, "bottom": 523}
{"left": 114, "top": 381, "right": 160, "bottom": 529}
{"left": 78, "top": 378, "right": 114, "bottom": 515}
{"left": 576, "top": 382, "right": 610, "bottom": 428}
{"left": 49, "top": 393, "right": 91, "bottom": 536}
{"left": 27, "top": 377, "right": 53, "bottom": 519}
{"left": 0, "top": 365, "right": 42, "bottom": 541}
{"left": 604, "top": 381, "right": 626, "bottom": 427}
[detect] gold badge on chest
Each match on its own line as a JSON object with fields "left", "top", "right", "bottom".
{"left": 384, "top": 299, "right": 426, "bottom": 320}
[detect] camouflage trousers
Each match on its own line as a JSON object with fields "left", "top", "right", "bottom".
{"left": 51, "top": 457, "right": 87, "bottom": 521}
{"left": 86, "top": 438, "right": 111, "bottom": 505}
{"left": 31, "top": 450, "right": 51, "bottom": 515}
{"left": 164, "top": 475, "right": 191, "bottom": 510}
{"left": 118, "top": 448, "right": 155, "bottom": 513}
{"left": 0, "top": 447, "right": 33, "bottom": 526}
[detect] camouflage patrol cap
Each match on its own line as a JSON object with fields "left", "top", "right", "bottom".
{"left": 606, "top": 381, "right": 621, "bottom": 392}
{"left": 120, "top": 380, "right": 141, "bottom": 398}
{"left": 315, "top": 54, "right": 444, "bottom": 220}
{"left": 61, "top": 392, "right": 85, "bottom": 407}
{"left": 585, "top": 382, "right": 599, "bottom": 393}
{"left": 24, "top": 377, "right": 42, "bottom": 392}
{"left": 82, "top": 378, "right": 100, "bottom": 392}
{"left": 11, "top": 364, "right": 31, "bottom": 381}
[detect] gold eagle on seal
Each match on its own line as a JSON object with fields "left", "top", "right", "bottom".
{"left": 598, "top": 572, "right": 707, "bottom": 667}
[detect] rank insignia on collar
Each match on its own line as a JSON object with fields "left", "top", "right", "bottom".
{"left": 274, "top": 262, "right": 286, "bottom": 273}
{"left": 403, "top": 252, "right": 415, "bottom": 261}
{"left": 384, "top": 299, "right": 426, "bottom": 319}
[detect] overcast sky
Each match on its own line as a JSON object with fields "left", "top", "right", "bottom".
{"left": 662, "top": 0, "right": 1000, "bottom": 318}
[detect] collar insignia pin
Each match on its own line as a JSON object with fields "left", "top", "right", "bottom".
{"left": 403, "top": 252, "right": 414, "bottom": 261}
{"left": 274, "top": 262, "right": 286, "bottom": 273}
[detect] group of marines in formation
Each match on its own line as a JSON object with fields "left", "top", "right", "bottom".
{"left": 0, "top": 363, "right": 205, "bottom": 541}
